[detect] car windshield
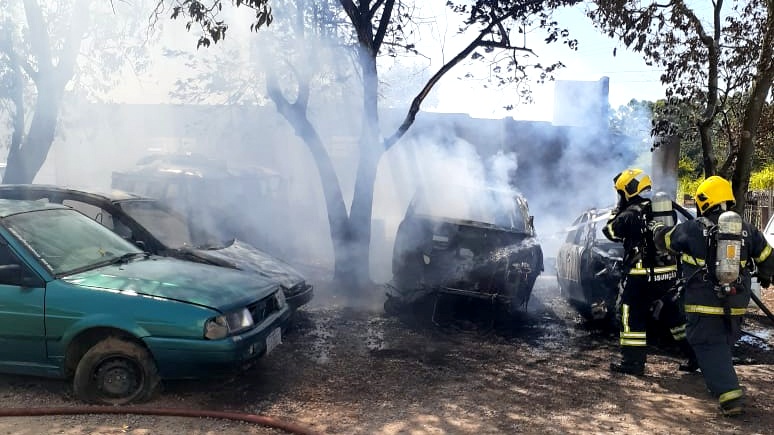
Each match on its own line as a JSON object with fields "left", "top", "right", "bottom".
{"left": 4, "top": 208, "right": 143, "bottom": 275}
{"left": 413, "top": 187, "right": 527, "bottom": 231}
{"left": 118, "top": 201, "right": 196, "bottom": 248}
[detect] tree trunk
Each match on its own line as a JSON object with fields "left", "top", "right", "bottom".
{"left": 5, "top": 53, "right": 25, "bottom": 175}
{"left": 336, "top": 147, "right": 381, "bottom": 287}
{"left": 697, "top": 120, "right": 716, "bottom": 178}
{"left": 3, "top": 0, "right": 90, "bottom": 184}
{"left": 3, "top": 81, "right": 61, "bottom": 184}
{"left": 266, "top": 84, "right": 352, "bottom": 283}
{"left": 731, "top": 3, "right": 774, "bottom": 212}
{"left": 333, "top": 43, "right": 382, "bottom": 288}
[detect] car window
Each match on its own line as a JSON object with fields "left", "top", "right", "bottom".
{"left": 118, "top": 201, "right": 195, "bottom": 248}
{"left": 572, "top": 214, "right": 590, "bottom": 245}
{"left": 565, "top": 214, "right": 584, "bottom": 243}
{"left": 0, "top": 244, "right": 37, "bottom": 287}
{"left": 5, "top": 209, "right": 142, "bottom": 275}
{"left": 63, "top": 200, "right": 115, "bottom": 229}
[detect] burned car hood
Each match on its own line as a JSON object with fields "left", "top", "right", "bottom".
{"left": 184, "top": 239, "right": 303, "bottom": 289}
{"left": 63, "top": 256, "right": 277, "bottom": 312}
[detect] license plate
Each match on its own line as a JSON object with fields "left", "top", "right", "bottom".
{"left": 266, "top": 327, "right": 282, "bottom": 355}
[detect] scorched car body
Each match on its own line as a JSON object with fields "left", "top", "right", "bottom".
{"left": 387, "top": 187, "right": 544, "bottom": 318}
{"left": 555, "top": 207, "right": 624, "bottom": 322}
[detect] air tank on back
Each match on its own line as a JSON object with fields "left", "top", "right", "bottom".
{"left": 651, "top": 191, "right": 675, "bottom": 227}
{"left": 715, "top": 210, "right": 743, "bottom": 285}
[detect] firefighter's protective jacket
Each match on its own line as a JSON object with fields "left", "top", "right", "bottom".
{"left": 603, "top": 200, "right": 677, "bottom": 278}
{"left": 657, "top": 212, "right": 774, "bottom": 316}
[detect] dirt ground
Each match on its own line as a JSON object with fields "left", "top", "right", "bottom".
{"left": 0, "top": 274, "right": 772, "bottom": 435}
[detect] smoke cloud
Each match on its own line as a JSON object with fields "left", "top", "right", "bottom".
{"left": 0, "top": 1, "right": 653, "bottom": 294}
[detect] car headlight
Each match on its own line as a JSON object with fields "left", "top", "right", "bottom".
{"left": 275, "top": 289, "right": 286, "bottom": 309}
{"left": 204, "top": 308, "right": 254, "bottom": 339}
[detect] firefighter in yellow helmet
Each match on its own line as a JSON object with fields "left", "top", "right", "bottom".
{"left": 603, "top": 168, "right": 696, "bottom": 376}
{"left": 652, "top": 176, "right": 774, "bottom": 416}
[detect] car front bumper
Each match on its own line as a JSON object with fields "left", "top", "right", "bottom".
{"left": 285, "top": 284, "right": 314, "bottom": 311}
{"left": 144, "top": 305, "right": 291, "bottom": 379}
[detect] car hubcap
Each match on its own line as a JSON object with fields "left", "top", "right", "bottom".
{"left": 95, "top": 358, "right": 141, "bottom": 398}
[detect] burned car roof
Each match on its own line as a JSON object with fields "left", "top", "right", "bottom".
{"left": 117, "top": 153, "right": 282, "bottom": 180}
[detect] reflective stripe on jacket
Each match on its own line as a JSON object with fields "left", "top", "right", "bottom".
{"left": 660, "top": 214, "right": 770, "bottom": 313}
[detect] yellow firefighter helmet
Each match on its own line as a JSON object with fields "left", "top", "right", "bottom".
{"left": 613, "top": 168, "right": 652, "bottom": 201}
{"left": 695, "top": 175, "right": 735, "bottom": 213}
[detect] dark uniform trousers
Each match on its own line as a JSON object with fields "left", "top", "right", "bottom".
{"left": 619, "top": 268, "right": 685, "bottom": 365}
{"left": 681, "top": 267, "right": 750, "bottom": 403}
{"left": 660, "top": 215, "right": 774, "bottom": 411}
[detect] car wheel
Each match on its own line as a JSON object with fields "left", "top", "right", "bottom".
{"left": 73, "top": 337, "right": 160, "bottom": 405}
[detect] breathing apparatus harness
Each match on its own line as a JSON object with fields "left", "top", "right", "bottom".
{"left": 691, "top": 211, "right": 747, "bottom": 299}
{"left": 629, "top": 198, "right": 677, "bottom": 282}
{"left": 644, "top": 193, "right": 680, "bottom": 319}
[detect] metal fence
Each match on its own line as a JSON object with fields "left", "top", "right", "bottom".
{"left": 745, "top": 188, "right": 773, "bottom": 231}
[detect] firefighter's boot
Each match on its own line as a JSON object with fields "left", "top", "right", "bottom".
{"left": 719, "top": 389, "right": 745, "bottom": 417}
{"left": 677, "top": 340, "right": 700, "bottom": 373}
{"left": 610, "top": 347, "right": 646, "bottom": 376}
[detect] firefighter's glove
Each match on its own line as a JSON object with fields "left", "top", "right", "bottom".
{"left": 650, "top": 299, "right": 664, "bottom": 320}
{"left": 647, "top": 220, "right": 664, "bottom": 232}
{"left": 760, "top": 276, "right": 772, "bottom": 289}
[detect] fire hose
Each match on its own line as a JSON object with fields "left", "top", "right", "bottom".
{"left": 751, "top": 291, "right": 774, "bottom": 324}
{"left": 0, "top": 406, "right": 322, "bottom": 435}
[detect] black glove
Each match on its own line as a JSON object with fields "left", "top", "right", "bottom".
{"left": 760, "top": 276, "right": 772, "bottom": 289}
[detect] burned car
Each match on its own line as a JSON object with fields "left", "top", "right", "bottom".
{"left": 111, "top": 153, "right": 291, "bottom": 258}
{"left": 555, "top": 207, "right": 623, "bottom": 323}
{"left": 386, "top": 186, "right": 544, "bottom": 320}
{"left": 0, "top": 185, "right": 313, "bottom": 312}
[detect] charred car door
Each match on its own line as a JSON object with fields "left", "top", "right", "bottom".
{"left": 556, "top": 212, "right": 591, "bottom": 301}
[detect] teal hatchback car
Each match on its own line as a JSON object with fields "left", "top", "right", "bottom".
{"left": 0, "top": 199, "right": 289, "bottom": 404}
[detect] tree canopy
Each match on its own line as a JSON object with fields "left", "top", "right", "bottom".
{"left": 588, "top": 0, "right": 774, "bottom": 210}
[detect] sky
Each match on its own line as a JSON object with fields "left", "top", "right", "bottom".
{"left": 113, "top": 2, "right": 668, "bottom": 122}
{"left": 419, "top": 5, "right": 667, "bottom": 120}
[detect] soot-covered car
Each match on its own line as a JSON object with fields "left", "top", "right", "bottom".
{"left": 556, "top": 207, "right": 624, "bottom": 322}
{"left": 0, "top": 199, "right": 288, "bottom": 404}
{"left": 386, "top": 186, "right": 544, "bottom": 319}
{"left": 557, "top": 204, "right": 694, "bottom": 323}
{"left": 0, "top": 185, "right": 313, "bottom": 312}
{"left": 111, "top": 153, "right": 292, "bottom": 258}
